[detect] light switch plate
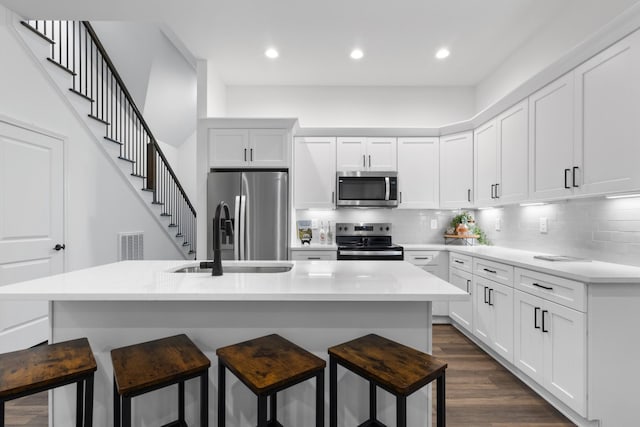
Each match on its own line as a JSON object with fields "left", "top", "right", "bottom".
{"left": 430, "top": 219, "right": 438, "bottom": 229}
{"left": 539, "top": 217, "right": 548, "bottom": 233}
{"left": 495, "top": 218, "right": 501, "bottom": 231}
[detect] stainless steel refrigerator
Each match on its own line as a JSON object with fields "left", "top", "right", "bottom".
{"left": 207, "top": 170, "right": 289, "bottom": 260}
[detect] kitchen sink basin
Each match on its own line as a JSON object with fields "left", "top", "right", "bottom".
{"left": 173, "top": 264, "right": 294, "bottom": 274}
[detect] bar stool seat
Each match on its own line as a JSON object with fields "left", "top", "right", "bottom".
{"left": 216, "top": 334, "right": 326, "bottom": 427}
{"left": 111, "top": 334, "right": 210, "bottom": 427}
{"left": 0, "top": 338, "right": 97, "bottom": 427}
{"left": 328, "top": 334, "right": 447, "bottom": 427}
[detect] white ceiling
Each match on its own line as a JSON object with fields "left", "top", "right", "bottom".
{"left": 2, "top": 0, "right": 638, "bottom": 86}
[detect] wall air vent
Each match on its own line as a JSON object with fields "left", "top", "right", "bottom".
{"left": 118, "top": 232, "right": 144, "bottom": 261}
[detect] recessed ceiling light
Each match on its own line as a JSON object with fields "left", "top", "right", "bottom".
{"left": 350, "top": 49, "right": 364, "bottom": 60}
{"left": 435, "top": 48, "right": 450, "bottom": 60}
{"left": 265, "top": 48, "right": 279, "bottom": 59}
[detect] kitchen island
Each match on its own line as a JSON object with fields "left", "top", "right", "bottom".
{"left": 0, "top": 260, "right": 467, "bottom": 427}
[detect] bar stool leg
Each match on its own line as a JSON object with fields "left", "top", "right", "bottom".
{"left": 201, "top": 371, "right": 209, "bottom": 427}
{"left": 179, "top": 381, "right": 185, "bottom": 423}
{"left": 218, "top": 363, "right": 226, "bottom": 427}
{"left": 397, "top": 395, "right": 407, "bottom": 427}
{"left": 257, "top": 394, "right": 268, "bottom": 427}
{"left": 329, "top": 357, "right": 337, "bottom": 427}
{"left": 76, "top": 378, "right": 84, "bottom": 427}
{"left": 84, "top": 374, "right": 94, "bottom": 427}
{"left": 437, "top": 372, "right": 446, "bottom": 427}
{"left": 269, "top": 393, "right": 277, "bottom": 424}
{"left": 113, "top": 377, "right": 121, "bottom": 427}
{"left": 122, "top": 396, "right": 132, "bottom": 427}
{"left": 369, "top": 381, "right": 377, "bottom": 422}
{"left": 316, "top": 371, "right": 324, "bottom": 427}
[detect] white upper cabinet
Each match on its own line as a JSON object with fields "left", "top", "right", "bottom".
{"left": 474, "top": 120, "right": 498, "bottom": 206}
{"left": 337, "top": 137, "right": 397, "bottom": 171}
{"left": 528, "top": 73, "right": 575, "bottom": 201}
{"left": 397, "top": 137, "right": 439, "bottom": 209}
{"left": 574, "top": 29, "right": 640, "bottom": 196}
{"left": 497, "top": 100, "right": 529, "bottom": 204}
{"left": 440, "top": 131, "right": 474, "bottom": 209}
{"left": 208, "top": 129, "right": 289, "bottom": 168}
{"left": 294, "top": 137, "right": 336, "bottom": 209}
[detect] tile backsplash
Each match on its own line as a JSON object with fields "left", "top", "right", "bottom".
{"left": 475, "top": 196, "right": 640, "bottom": 267}
{"left": 294, "top": 209, "right": 455, "bottom": 245}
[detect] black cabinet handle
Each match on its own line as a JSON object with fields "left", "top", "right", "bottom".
{"left": 484, "top": 286, "right": 489, "bottom": 304}
{"left": 307, "top": 257, "right": 321, "bottom": 260}
{"left": 495, "top": 183, "right": 500, "bottom": 198}
{"left": 532, "top": 282, "right": 553, "bottom": 291}
{"left": 542, "top": 310, "right": 549, "bottom": 333}
{"left": 53, "top": 244, "right": 66, "bottom": 251}
{"left": 572, "top": 166, "right": 579, "bottom": 187}
{"left": 467, "top": 188, "right": 471, "bottom": 202}
{"left": 488, "top": 288, "right": 494, "bottom": 306}
{"left": 368, "top": 155, "right": 371, "bottom": 168}
{"left": 483, "top": 268, "right": 497, "bottom": 274}
{"left": 363, "top": 155, "right": 366, "bottom": 167}
{"left": 466, "top": 279, "right": 471, "bottom": 293}
{"left": 454, "top": 260, "right": 464, "bottom": 264}
{"left": 490, "top": 184, "right": 495, "bottom": 199}
{"left": 250, "top": 148, "right": 254, "bottom": 161}
{"left": 564, "top": 168, "right": 571, "bottom": 189}
{"left": 244, "top": 148, "right": 247, "bottom": 161}
{"left": 534, "top": 307, "right": 541, "bottom": 329}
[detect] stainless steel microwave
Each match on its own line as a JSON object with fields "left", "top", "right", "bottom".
{"left": 336, "top": 171, "right": 398, "bottom": 207}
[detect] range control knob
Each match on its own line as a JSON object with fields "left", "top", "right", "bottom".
{"left": 379, "top": 227, "right": 383, "bottom": 231}
{"left": 386, "top": 227, "right": 390, "bottom": 231}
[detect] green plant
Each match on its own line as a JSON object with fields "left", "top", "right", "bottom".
{"left": 450, "top": 211, "right": 474, "bottom": 228}
{"left": 449, "top": 211, "right": 491, "bottom": 245}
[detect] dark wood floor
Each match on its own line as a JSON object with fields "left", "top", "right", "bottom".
{"left": 5, "top": 325, "right": 575, "bottom": 426}
{"left": 432, "top": 324, "right": 575, "bottom": 426}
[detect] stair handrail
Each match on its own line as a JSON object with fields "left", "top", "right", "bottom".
{"left": 81, "top": 21, "right": 196, "bottom": 217}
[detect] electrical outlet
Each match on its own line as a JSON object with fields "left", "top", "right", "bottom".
{"left": 495, "top": 218, "right": 501, "bottom": 231}
{"left": 430, "top": 219, "right": 438, "bottom": 229}
{"left": 539, "top": 217, "right": 548, "bottom": 233}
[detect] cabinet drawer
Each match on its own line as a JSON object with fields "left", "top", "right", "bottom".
{"left": 514, "top": 268, "right": 586, "bottom": 312}
{"left": 405, "top": 251, "right": 441, "bottom": 266}
{"left": 290, "top": 250, "right": 337, "bottom": 261}
{"left": 449, "top": 253, "right": 472, "bottom": 273}
{"left": 473, "top": 258, "right": 514, "bottom": 286}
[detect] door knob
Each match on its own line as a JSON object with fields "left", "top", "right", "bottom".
{"left": 53, "top": 244, "right": 66, "bottom": 251}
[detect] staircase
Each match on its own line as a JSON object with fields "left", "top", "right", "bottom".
{"left": 16, "top": 20, "right": 196, "bottom": 259}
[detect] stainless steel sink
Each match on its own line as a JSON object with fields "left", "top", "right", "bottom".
{"left": 173, "top": 264, "right": 293, "bottom": 274}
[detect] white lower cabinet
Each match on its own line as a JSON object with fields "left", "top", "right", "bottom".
{"left": 290, "top": 249, "right": 337, "bottom": 261}
{"left": 514, "top": 289, "right": 586, "bottom": 415}
{"left": 473, "top": 276, "right": 514, "bottom": 363}
{"left": 405, "top": 250, "right": 448, "bottom": 316}
{"left": 448, "top": 266, "right": 473, "bottom": 333}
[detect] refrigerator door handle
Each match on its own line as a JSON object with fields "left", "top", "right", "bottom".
{"left": 233, "top": 195, "right": 241, "bottom": 260}
{"left": 239, "top": 195, "right": 247, "bottom": 260}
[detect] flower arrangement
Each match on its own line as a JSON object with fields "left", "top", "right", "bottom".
{"left": 449, "top": 212, "right": 490, "bottom": 245}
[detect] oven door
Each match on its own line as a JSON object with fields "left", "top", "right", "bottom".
{"left": 337, "top": 248, "right": 404, "bottom": 261}
{"left": 336, "top": 172, "right": 398, "bottom": 207}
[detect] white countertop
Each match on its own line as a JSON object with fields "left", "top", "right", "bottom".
{"left": 447, "top": 246, "right": 640, "bottom": 284}
{"left": 401, "top": 244, "right": 448, "bottom": 251}
{"left": 0, "top": 260, "right": 468, "bottom": 302}
{"left": 290, "top": 244, "right": 338, "bottom": 251}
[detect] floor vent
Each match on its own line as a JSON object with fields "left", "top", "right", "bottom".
{"left": 118, "top": 232, "right": 144, "bottom": 261}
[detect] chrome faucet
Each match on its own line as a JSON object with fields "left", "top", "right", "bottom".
{"left": 212, "top": 201, "right": 233, "bottom": 276}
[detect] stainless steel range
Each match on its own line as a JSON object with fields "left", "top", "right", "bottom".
{"left": 336, "top": 222, "right": 404, "bottom": 260}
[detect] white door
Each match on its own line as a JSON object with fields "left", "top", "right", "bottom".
{"left": 574, "top": 30, "right": 640, "bottom": 196}
{"left": 248, "top": 129, "right": 289, "bottom": 168}
{"left": 0, "top": 119, "right": 64, "bottom": 353}
{"left": 208, "top": 129, "right": 249, "bottom": 167}
{"left": 294, "top": 137, "right": 336, "bottom": 209}
{"left": 397, "top": 137, "right": 439, "bottom": 209}
{"left": 543, "top": 300, "right": 587, "bottom": 415}
{"left": 440, "top": 132, "right": 474, "bottom": 208}
{"left": 497, "top": 100, "right": 529, "bottom": 204}
{"left": 366, "top": 138, "right": 397, "bottom": 171}
{"left": 448, "top": 267, "right": 473, "bottom": 333}
{"left": 490, "top": 281, "right": 514, "bottom": 363}
{"left": 529, "top": 73, "right": 575, "bottom": 200}
{"left": 514, "top": 290, "right": 545, "bottom": 385}
{"left": 336, "top": 137, "right": 366, "bottom": 171}
{"left": 474, "top": 120, "right": 498, "bottom": 206}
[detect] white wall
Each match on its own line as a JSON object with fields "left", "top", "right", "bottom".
{"left": 225, "top": 85, "right": 475, "bottom": 128}
{"left": 207, "top": 62, "right": 227, "bottom": 117}
{"left": 0, "top": 11, "right": 184, "bottom": 270}
{"left": 475, "top": 0, "right": 640, "bottom": 112}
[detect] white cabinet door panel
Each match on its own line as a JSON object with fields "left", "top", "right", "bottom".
{"left": 497, "top": 100, "right": 529, "bottom": 204}
{"left": 249, "top": 129, "right": 288, "bottom": 168}
{"left": 294, "top": 137, "right": 336, "bottom": 209}
{"left": 367, "top": 138, "right": 397, "bottom": 171}
{"left": 397, "top": 137, "right": 438, "bottom": 209}
{"left": 440, "top": 132, "right": 474, "bottom": 208}
{"left": 337, "top": 137, "right": 366, "bottom": 171}
{"left": 514, "top": 290, "right": 545, "bottom": 385}
{"left": 491, "top": 281, "right": 514, "bottom": 363}
{"left": 208, "top": 129, "right": 249, "bottom": 167}
{"left": 474, "top": 120, "right": 498, "bottom": 206}
{"left": 473, "top": 277, "right": 492, "bottom": 346}
{"left": 449, "top": 267, "right": 473, "bottom": 333}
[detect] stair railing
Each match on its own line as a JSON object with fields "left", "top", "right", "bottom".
{"left": 21, "top": 20, "right": 196, "bottom": 256}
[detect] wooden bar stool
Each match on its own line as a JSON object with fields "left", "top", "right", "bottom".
{"left": 216, "top": 334, "right": 326, "bottom": 427}
{"left": 328, "top": 334, "right": 447, "bottom": 427}
{"left": 0, "top": 338, "right": 97, "bottom": 427}
{"left": 111, "top": 334, "right": 210, "bottom": 427}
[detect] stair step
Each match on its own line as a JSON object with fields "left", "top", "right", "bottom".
{"left": 88, "top": 114, "right": 109, "bottom": 126}
{"left": 69, "top": 88, "right": 94, "bottom": 102}
{"left": 141, "top": 188, "right": 153, "bottom": 192}
{"left": 160, "top": 213, "right": 171, "bottom": 217}
{"left": 151, "top": 201, "right": 164, "bottom": 205}
{"left": 104, "top": 136, "right": 123, "bottom": 145}
{"left": 118, "top": 156, "right": 134, "bottom": 163}
{"left": 175, "top": 233, "right": 183, "bottom": 238}
{"left": 46, "top": 58, "right": 76, "bottom": 76}
{"left": 20, "top": 22, "right": 55, "bottom": 44}
{"left": 182, "top": 242, "right": 190, "bottom": 247}
{"left": 168, "top": 224, "right": 177, "bottom": 228}
{"left": 131, "top": 173, "right": 146, "bottom": 179}
{"left": 188, "top": 250, "right": 195, "bottom": 255}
